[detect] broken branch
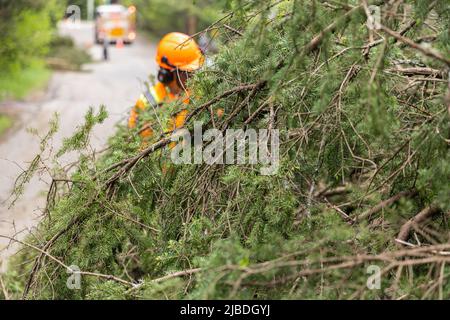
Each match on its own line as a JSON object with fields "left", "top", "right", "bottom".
{"left": 397, "top": 205, "right": 442, "bottom": 244}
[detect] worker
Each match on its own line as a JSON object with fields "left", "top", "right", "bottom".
{"left": 128, "top": 32, "right": 205, "bottom": 144}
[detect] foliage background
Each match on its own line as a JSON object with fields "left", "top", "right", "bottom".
{"left": 0, "top": 0, "right": 63, "bottom": 100}
{"left": 121, "top": 0, "right": 224, "bottom": 36}
{"left": 1, "top": 0, "right": 450, "bottom": 300}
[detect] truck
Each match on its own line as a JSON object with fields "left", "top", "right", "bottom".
{"left": 94, "top": 4, "right": 137, "bottom": 45}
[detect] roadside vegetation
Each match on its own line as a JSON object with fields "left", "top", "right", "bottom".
{"left": 1, "top": 0, "right": 450, "bottom": 300}
{"left": 46, "top": 36, "right": 92, "bottom": 72}
{"left": 122, "top": 0, "right": 223, "bottom": 36}
{"left": 0, "top": 61, "right": 51, "bottom": 102}
{"left": 0, "top": 1, "right": 92, "bottom": 101}
{"left": 0, "top": 0, "right": 61, "bottom": 101}
{"left": 0, "top": 114, "right": 13, "bottom": 137}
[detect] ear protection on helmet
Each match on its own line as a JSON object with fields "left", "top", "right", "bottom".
{"left": 158, "top": 68, "right": 174, "bottom": 84}
{"left": 158, "top": 56, "right": 178, "bottom": 84}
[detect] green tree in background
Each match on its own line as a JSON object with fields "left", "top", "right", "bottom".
{"left": 121, "top": 0, "right": 224, "bottom": 35}
{"left": 0, "top": 0, "right": 63, "bottom": 72}
{"left": 0, "top": 0, "right": 63, "bottom": 100}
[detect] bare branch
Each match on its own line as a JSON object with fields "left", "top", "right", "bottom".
{"left": 380, "top": 25, "right": 450, "bottom": 66}
{"left": 397, "top": 205, "right": 442, "bottom": 244}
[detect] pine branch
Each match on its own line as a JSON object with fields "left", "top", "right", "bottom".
{"left": 357, "top": 190, "right": 418, "bottom": 222}
{"left": 380, "top": 25, "right": 450, "bottom": 66}
{"left": 388, "top": 67, "right": 445, "bottom": 78}
{"left": 304, "top": 4, "right": 363, "bottom": 54}
{"left": 186, "top": 82, "right": 264, "bottom": 123}
{"left": 0, "top": 273, "right": 9, "bottom": 300}
{"left": 104, "top": 81, "right": 266, "bottom": 189}
{"left": 0, "top": 235, "right": 134, "bottom": 289}
{"left": 397, "top": 205, "right": 442, "bottom": 245}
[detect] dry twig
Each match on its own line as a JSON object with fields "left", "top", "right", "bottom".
{"left": 397, "top": 205, "right": 442, "bottom": 244}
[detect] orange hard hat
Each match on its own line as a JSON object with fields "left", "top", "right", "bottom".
{"left": 156, "top": 32, "right": 204, "bottom": 72}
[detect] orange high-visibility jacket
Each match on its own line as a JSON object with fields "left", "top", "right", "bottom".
{"left": 128, "top": 82, "right": 189, "bottom": 139}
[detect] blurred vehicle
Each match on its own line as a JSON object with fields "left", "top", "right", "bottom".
{"left": 94, "top": 4, "right": 137, "bottom": 45}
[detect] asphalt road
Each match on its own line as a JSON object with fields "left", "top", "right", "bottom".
{"left": 0, "top": 21, "right": 157, "bottom": 270}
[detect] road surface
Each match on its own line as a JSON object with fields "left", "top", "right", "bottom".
{"left": 0, "top": 21, "right": 157, "bottom": 271}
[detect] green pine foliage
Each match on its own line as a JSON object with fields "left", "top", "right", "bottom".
{"left": 2, "top": 0, "right": 450, "bottom": 300}
{"left": 0, "top": 0, "right": 63, "bottom": 100}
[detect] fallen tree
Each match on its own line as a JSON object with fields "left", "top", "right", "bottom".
{"left": 1, "top": 0, "right": 450, "bottom": 300}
